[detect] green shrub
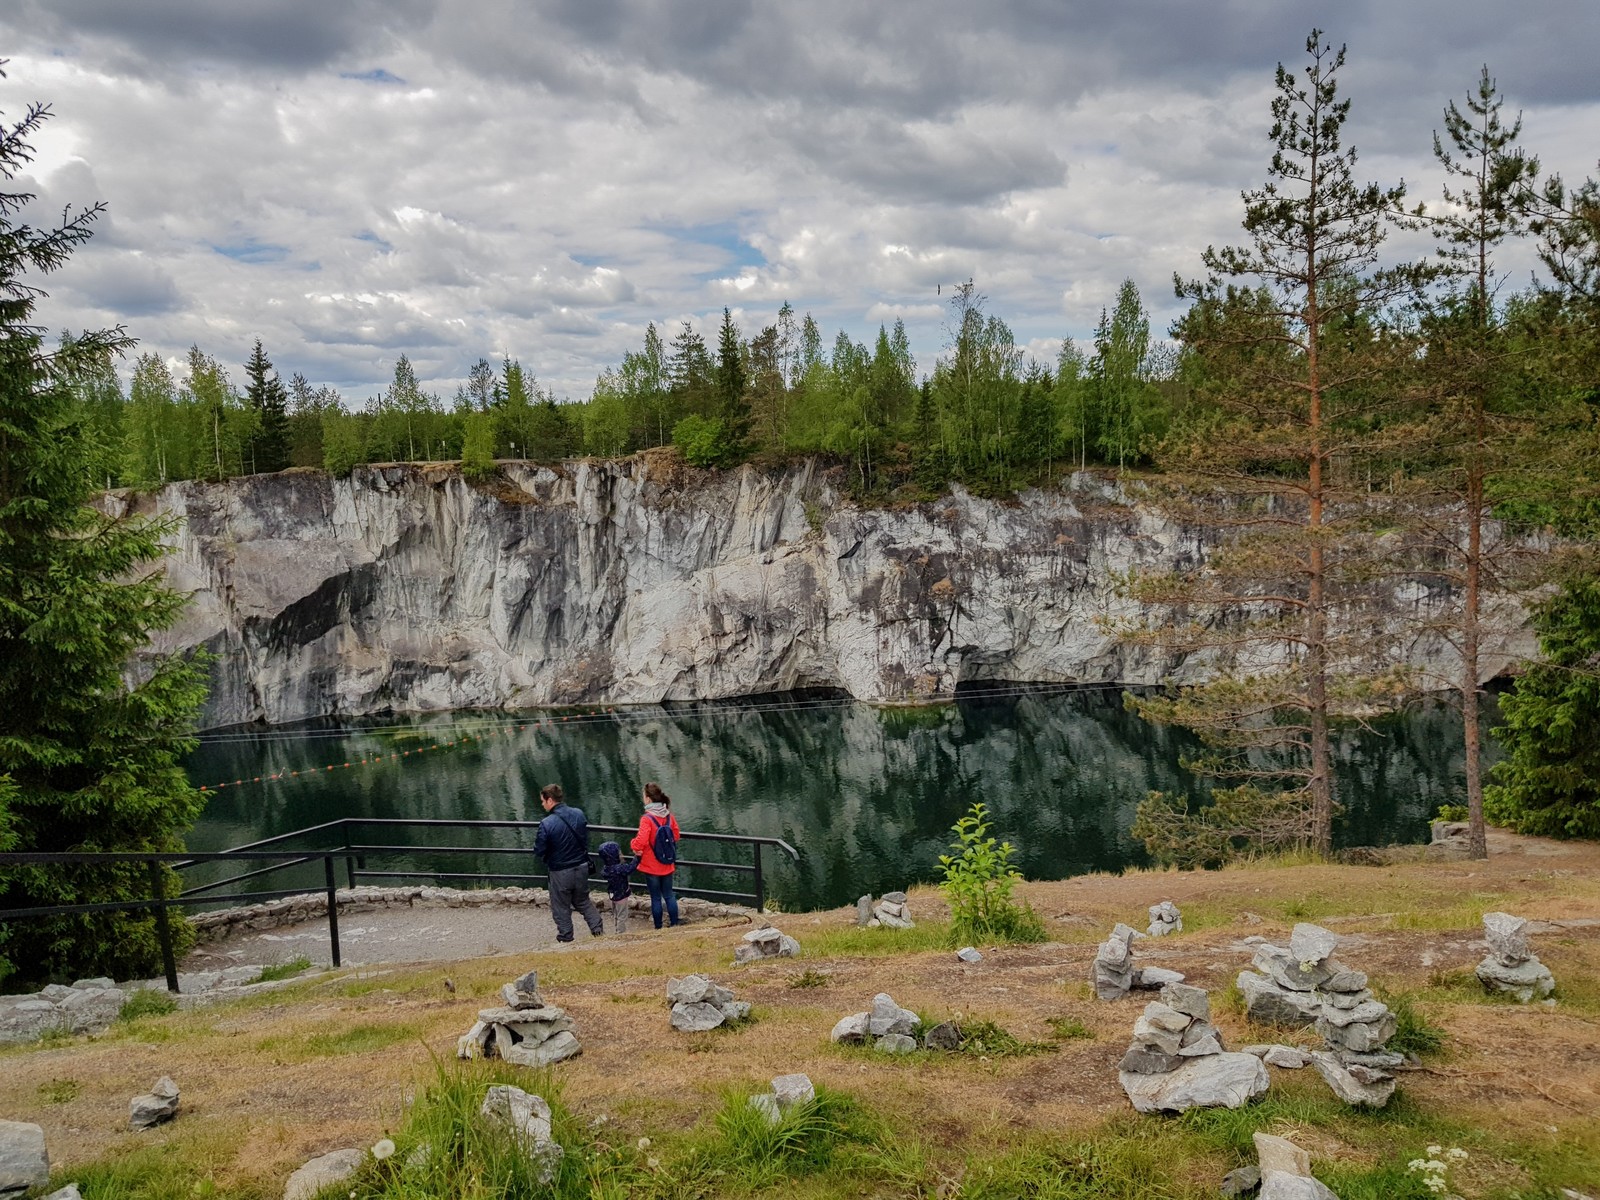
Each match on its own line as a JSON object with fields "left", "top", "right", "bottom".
{"left": 711, "top": 1086, "right": 879, "bottom": 1189}
{"left": 937, "top": 802, "right": 1046, "bottom": 945}
{"left": 118, "top": 987, "right": 179, "bottom": 1022}
{"left": 1047, "top": 1016, "right": 1094, "bottom": 1041}
{"left": 672, "top": 414, "right": 730, "bottom": 468}
{"left": 1382, "top": 991, "right": 1448, "bottom": 1058}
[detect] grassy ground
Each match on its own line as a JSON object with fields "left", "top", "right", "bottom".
{"left": 3, "top": 828, "right": 1597, "bottom": 1199}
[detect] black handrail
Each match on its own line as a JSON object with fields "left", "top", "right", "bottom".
{"left": 0, "top": 818, "right": 799, "bottom": 993}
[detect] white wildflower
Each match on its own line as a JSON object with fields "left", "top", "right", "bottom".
{"left": 1426, "top": 1145, "right": 1443, "bottom": 1157}
{"left": 371, "top": 1139, "right": 396, "bottom": 1161}
{"left": 1447, "top": 1148, "right": 1468, "bottom": 1162}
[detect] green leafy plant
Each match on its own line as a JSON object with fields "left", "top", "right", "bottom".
{"left": 788, "top": 969, "right": 831, "bottom": 989}
{"left": 256, "top": 955, "right": 312, "bottom": 983}
{"left": 1382, "top": 991, "right": 1448, "bottom": 1058}
{"left": 1047, "top": 1016, "right": 1094, "bottom": 1041}
{"left": 38, "top": 1078, "right": 80, "bottom": 1104}
{"left": 936, "top": 802, "right": 1045, "bottom": 945}
{"left": 118, "top": 988, "right": 179, "bottom": 1022}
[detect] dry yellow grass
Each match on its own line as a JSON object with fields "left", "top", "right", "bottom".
{"left": 3, "top": 828, "right": 1598, "bottom": 1196}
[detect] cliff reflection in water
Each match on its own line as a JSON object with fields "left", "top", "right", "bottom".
{"left": 185, "top": 687, "right": 1481, "bottom": 911}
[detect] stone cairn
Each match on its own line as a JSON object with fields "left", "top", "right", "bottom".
{"left": 129, "top": 1077, "right": 180, "bottom": 1131}
{"left": 1117, "top": 982, "right": 1269, "bottom": 1114}
{"left": 1236, "top": 923, "right": 1401, "bottom": 1107}
{"left": 1475, "top": 912, "right": 1555, "bottom": 1002}
{"left": 856, "top": 890, "right": 915, "bottom": 929}
{"left": 456, "top": 969, "right": 582, "bottom": 1068}
{"left": 667, "top": 974, "right": 753, "bottom": 1031}
{"left": 1253, "top": 1132, "right": 1341, "bottom": 1200}
{"left": 1147, "top": 900, "right": 1183, "bottom": 937}
{"left": 733, "top": 925, "right": 801, "bottom": 965}
{"left": 746, "top": 1073, "right": 816, "bottom": 1125}
{"left": 1092, "top": 922, "right": 1186, "bottom": 1000}
{"left": 830, "top": 992, "right": 920, "bottom": 1054}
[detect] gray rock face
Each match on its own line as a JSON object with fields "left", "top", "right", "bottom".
{"left": 1263, "top": 1046, "right": 1310, "bottom": 1069}
{"left": 735, "top": 926, "right": 799, "bottom": 965}
{"left": 501, "top": 971, "right": 544, "bottom": 1010}
{"left": 923, "top": 1021, "right": 963, "bottom": 1051}
{"left": 666, "top": 974, "right": 734, "bottom": 1008}
{"left": 748, "top": 1093, "right": 782, "bottom": 1125}
{"left": 0, "top": 1120, "right": 49, "bottom": 1196}
{"left": 1481, "top": 912, "right": 1531, "bottom": 963}
{"left": 875, "top": 1033, "right": 919, "bottom": 1054}
{"left": 955, "top": 947, "right": 983, "bottom": 964}
{"left": 282, "top": 1149, "right": 364, "bottom": 1200}
{"left": 1161, "top": 983, "right": 1210, "bottom": 1021}
{"left": 856, "top": 895, "right": 873, "bottom": 927}
{"left": 115, "top": 465, "right": 1522, "bottom": 729}
{"left": 1119, "top": 1046, "right": 1183, "bottom": 1075}
{"left": 41, "top": 1184, "right": 83, "bottom": 1200}
{"left": 1253, "top": 1133, "right": 1310, "bottom": 1178}
{"left": 771, "top": 1074, "right": 815, "bottom": 1111}
{"left": 1119, "top": 1052, "right": 1270, "bottom": 1114}
{"left": 1134, "top": 966, "right": 1187, "bottom": 989}
{"left": 129, "top": 1077, "right": 180, "bottom": 1130}
{"left": 502, "top": 1029, "right": 583, "bottom": 1067}
{"left": 480, "top": 1086, "right": 564, "bottom": 1184}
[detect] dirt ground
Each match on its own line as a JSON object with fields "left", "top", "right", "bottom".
{"left": 3, "top": 828, "right": 1598, "bottom": 1195}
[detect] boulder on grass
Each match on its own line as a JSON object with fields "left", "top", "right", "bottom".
{"left": 1119, "top": 1052, "right": 1269, "bottom": 1114}
{"left": 0, "top": 1120, "right": 49, "bottom": 1196}
{"left": 282, "top": 1149, "right": 363, "bottom": 1200}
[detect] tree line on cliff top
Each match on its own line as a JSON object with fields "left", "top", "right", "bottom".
{"left": 4, "top": 34, "right": 1600, "bottom": 984}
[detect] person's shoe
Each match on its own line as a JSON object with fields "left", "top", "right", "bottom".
{"left": 556, "top": 935, "right": 573, "bottom": 943}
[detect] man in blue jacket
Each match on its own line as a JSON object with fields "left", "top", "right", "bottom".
{"left": 534, "top": 783, "right": 604, "bottom": 942}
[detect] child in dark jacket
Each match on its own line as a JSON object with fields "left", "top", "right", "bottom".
{"left": 596, "top": 841, "right": 637, "bottom": 933}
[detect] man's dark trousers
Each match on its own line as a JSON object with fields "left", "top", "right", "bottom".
{"left": 548, "top": 864, "right": 604, "bottom": 941}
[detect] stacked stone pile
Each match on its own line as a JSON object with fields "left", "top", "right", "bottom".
{"left": 1118, "top": 983, "right": 1269, "bottom": 1113}
{"left": 856, "top": 891, "right": 915, "bottom": 929}
{"left": 734, "top": 925, "right": 800, "bottom": 964}
{"left": 1092, "top": 923, "right": 1187, "bottom": 1000}
{"left": 1236, "top": 923, "right": 1401, "bottom": 1107}
{"left": 667, "top": 974, "right": 753, "bottom": 1031}
{"left": 1254, "top": 1132, "right": 1341, "bottom": 1200}
{"left": 830, "top": 992, "right": 920, "bottom": 1054}
{"left": 481, "top": 1084, "right": 564, "bottom": 1184}
{"left": 1475, "top": 912, "right": 1555, "bottom": 1002}
{"left": 747, "top": 1073, "right": 816, "bottom": 1125}
{"left": 129, "top": 1077, "right": 180, "bottom": 1130}
{"left": 456, "top": 970, "right": 581, "bottom": 1067}
{"left": 1147, "top": 901, "right": 1183, "bottom": 937}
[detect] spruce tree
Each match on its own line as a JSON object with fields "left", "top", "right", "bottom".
{"left": 243, "top": 338, "right": 291, "bottom": 473}
{"left": 1123, "top": 31, "right": 1433, "bottom": 858}
{"left": 0, "top": 67, "right": 208, "bottom": 984}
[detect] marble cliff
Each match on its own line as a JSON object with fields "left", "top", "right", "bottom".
{"left": 103, "top": 456, "right": 1532, "bottom": 729}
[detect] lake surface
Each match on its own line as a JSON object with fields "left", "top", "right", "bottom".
{"left": 183, "top": 687, "right": 1486, "bottom": 912}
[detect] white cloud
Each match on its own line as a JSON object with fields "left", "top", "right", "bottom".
{"left": 4, "top": 1, "right": 1597, "bottom": 398}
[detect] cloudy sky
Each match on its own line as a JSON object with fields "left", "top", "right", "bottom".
{"left": 4, "top": 1, "right": 1598, "bottom": 402}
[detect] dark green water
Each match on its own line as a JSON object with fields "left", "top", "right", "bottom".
{"left": 183, "top": 688, "right": 1483, "bottom": 911}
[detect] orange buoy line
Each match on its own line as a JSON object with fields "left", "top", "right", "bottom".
{"left": 195, "top": 708, "right": 619, "bottom": 793}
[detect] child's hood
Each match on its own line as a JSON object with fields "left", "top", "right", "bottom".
{"left": 597, "top": 840, "right": 623, "bottom": 866}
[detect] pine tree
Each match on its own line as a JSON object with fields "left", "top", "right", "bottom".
{"left": 1413, "top": 67, "right": 1541, "bottom": 859}
{"left": 243, "top": 338, "right": 290, "bottom": 473}
{"left": 0, "top": 67, "right": 209, "bottom": 984}
{"left": 1124, "top": 31, "right": 1433, "bottom": 858}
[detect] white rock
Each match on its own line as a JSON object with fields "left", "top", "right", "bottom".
{"left": 670, "top": 1001, "right": 727, "bottom": 1033}
{"left": 1134, "top": 967, "right": 1186, "bottom": 989}
{"left": 1160, "top": 983, "right": 1210, "bottom": 1021}
{"left": 480, "top": 1086, "right": 564, "bottom": 1183}
{"left": 41, "top": 1185, "right": 83, "bottom": 1200}
{"left": 282, "top": 1149, "right": 363, "bottom": 1200}
{"left": 1476, "top": 955, "right": 1555, "bottom": 1002}
{"left": 867, "top": 993, "right": 918, "bottom": 1037}
{"left": 1263, "top": 1046, "right": 1310, "bottom": 1069}
{"left": 1310, "top": 1051, "right": 1395, "bottom": 1108}
{"left": 501, "top": 1030, "right": 582, "bottom": 1068}
{"left": 771, "top": 1074, "right": 816, "bottom": 1111}
{"left": 956, "top": 947, "right": 983, "bottom": 964}
{"left": 1482, "top": 912, "right": 1532, "bottom": 964}
{"left": 129, "top": 1077, "right": 180, "bottom": 1130}
{"left": 1259, "top": 1171, "right": 1340, "bottom": 1200}
{"left": 830, "top": 1012, "right": 870, "bottom": 1044}
{"left": 875, "top": 1033, "right": 919, "bottom": 1054}
{"left": 748, "top": 1093, "right": 782, "bottom": 1126}
{"left": 456, "top": 1020, "right": 491, "bottom": 1060}
{"left": 1288, "top": 923, "right": 1339, "bottom": 966}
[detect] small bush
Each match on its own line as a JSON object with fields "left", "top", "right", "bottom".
{"left": 712, "top": 1086, "right": 879, "bottom": 1189}
{"left": 38, "top": 1078, "right": 80, "bottom": 1104}
{"left": 672, "top": 414, "right": 730, "bottom": 468}
{"left": 118, "top": 987, "right": 178, "bottom": 1022}
{"left": 256, "top": 955, "right": 312, "bottom": 983}
{"left": 948, "top": 1018, "right": 1055, "bottom": 1058}
{"left": 788, "top": 969, "right": 831, "bottom": 989}
{"left": 937, "top": 802, "right": 1046, "bottom": 946}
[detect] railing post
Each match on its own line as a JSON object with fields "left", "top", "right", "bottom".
{"left": 323, "top": 855, "right": 342, "bottom": 968}
{"left": 148, "top": 858, "right": 180, "bottom": 993}
{"left": 753, "top": 841, "right": 764, "bottom": 913}
{"left": 342, "top": 821, "right": 357, "bottom": 890}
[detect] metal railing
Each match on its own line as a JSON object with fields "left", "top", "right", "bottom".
{"left": 0, "top": 818, "right": 798, "bottom": 992}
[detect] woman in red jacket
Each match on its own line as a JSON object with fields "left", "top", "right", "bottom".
{"left": 630, "top": 781, "right": 680, "bottom": 929}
